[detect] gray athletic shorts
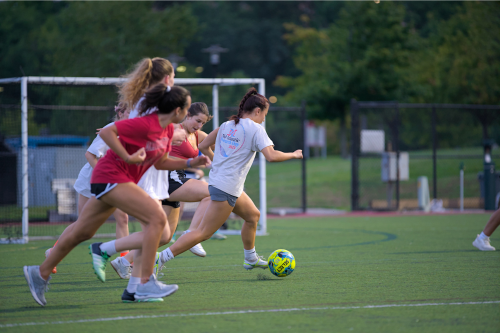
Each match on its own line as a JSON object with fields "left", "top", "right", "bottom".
{"left": 208, "top": 185, "right": 238, "bottom": 207}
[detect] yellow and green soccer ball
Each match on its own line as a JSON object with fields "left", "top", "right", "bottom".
{"left": 268, "top": 249, "right": 295, "bottom": 277}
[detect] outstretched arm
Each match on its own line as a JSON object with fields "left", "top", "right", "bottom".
{"left": 261, "top": 146, "right": 302, "bottom": 163}
{"left": 154, "top": 154, "right": 210, "bottom": 171}
{"left": 198, "top": 128, "right": 219, "bottom": 161}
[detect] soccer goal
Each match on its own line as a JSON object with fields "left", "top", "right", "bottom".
{"left": 0, "top": 76, "right": 267, "bottom": 244}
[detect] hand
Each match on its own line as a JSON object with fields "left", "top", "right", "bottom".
{"left": 96, "top": 128, "right": 103, "bottom": 135}
{"left": 293, "top": 149, "right": 303, "bottom": 159}
{"left": 126, "top": 147, "right": 146, "bottom": 164}
{"left": 190, "top": 155, "right": 211, "bottom": 168}
{"left": 172, "top": 128, "right": 186, "bottom": 146}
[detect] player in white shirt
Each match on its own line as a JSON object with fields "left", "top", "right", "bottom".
{"left": 155, "top": 88, "right": 303, "bottom": 272}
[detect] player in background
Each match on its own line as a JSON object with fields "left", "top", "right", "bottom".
{"left": 44, "top": 103, "right": 131, "bottom": 275}
{"left": 155, "top": 88, "right": 303, "bottom": 273}
{"left": 23, "top": 85, "right": 209, "bottom": 306}
{"left": 473, "top": 208, "right": 500, "bottom": 251}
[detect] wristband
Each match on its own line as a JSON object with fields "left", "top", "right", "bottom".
{"left": 187, "top": 158, "right": 193, "bottom": 168}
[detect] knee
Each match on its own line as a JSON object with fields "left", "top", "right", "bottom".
{"left": 246, "top": 209, "right": 260, "bottom": 225}
{"left": 116, "top": 214, "right": 129, "bottom": 227}
{"left": 149, "top": 208, "right": 167, "bottom": 229}
{"left": 159, "top": 230, "right": 172, "bottom": 246}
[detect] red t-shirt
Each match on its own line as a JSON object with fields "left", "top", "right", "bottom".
{"left": 91, "top": 113, "right": 174, "bottom": 184}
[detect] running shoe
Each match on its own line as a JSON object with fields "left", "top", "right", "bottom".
{"left": 89, "top": 242, "right": 110, "bottom": 282}
{"left": 153, "top": 252, "right": 161, "bottom": 278}
{"left": 473, "top": 235, "right": 496, "bottom": 251}
{"left": 44, "top": 248, "right": 57, "bottom": 274}
{"left": 121, "top": 289, "right": 163, "bottom": 303}
{"left": 110, "top": 257, "right": 131, "bottom": 279}
{"left": 189, "top": 243, "right": 207, "bottom": 257}
{"left": 210, "top": 230, "right": 227, "bottom": 240}
{"left": 243, "top": 255, "right": 268, "bottom": 270}
{"left": 23, "top": 265, "right": 51, "bottom": 307}
{"left": 135, "top": 274, "right": 178, "bottom": 301}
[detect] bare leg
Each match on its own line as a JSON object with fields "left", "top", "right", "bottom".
{"left": 40, "top": 198, "right": 115, "bottom": 279}
{"left": 232, "top": 192, "right": 261, "bottom": 250}
{"left": 129, "top": 204, "right": 180, "bottom": 278}
{"left": 483, "top": 209, "right": 500, "bottom": 236}
{"left": 100, "top": 184, "right": 167, "bottom": 283}
{"left": 114, "top": 209, "right": 129, "bottom": 239}
{"left": 169, "top": 200, "right": 234, "bottom": 256}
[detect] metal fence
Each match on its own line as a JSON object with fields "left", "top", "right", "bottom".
{"left": 350, "top": 100, "right": 500, "bottom": 211}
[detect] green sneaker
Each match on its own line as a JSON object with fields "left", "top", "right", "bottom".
{"left": 153, "top": 252, "right": 161, "bottom": 278}
{"left": 89, "top": 242, "right": 110, "bottom": 282}
{"left": 243, "top": 255, "right": 268, "bottom": 270}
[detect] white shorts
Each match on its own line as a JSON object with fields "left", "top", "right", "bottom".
{"left": 137, "top": 166, "right": 170, "bottom": 200}
{"left": 73, "top": 163, "right": 93, "bottom": 198}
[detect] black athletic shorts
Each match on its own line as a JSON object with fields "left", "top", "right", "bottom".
{"left": 90, "top": 183, "right": 118, "bottom": 199}
{"left": 161, "top": 170, "right": 191, "bottom": 208}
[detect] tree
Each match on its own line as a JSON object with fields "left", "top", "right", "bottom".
{"left": 276, "top": 2, "right": 416, "bottom": 156}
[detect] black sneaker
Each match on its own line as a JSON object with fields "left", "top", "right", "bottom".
{"left": 121, "top": 288, "right": 163, "bottom": 303}
{"left": 89, "top": 242, "right": 110, "bottom": 282}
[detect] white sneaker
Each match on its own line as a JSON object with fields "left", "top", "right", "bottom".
{"left": 181, "top": 230, "right": 207, "bottom": 257}
{"left": 110, "top": 257, "right": 131, "bottom": 279}
{"left": 473, "top": 235, "right": 496, "bottom": 251}
{"left": 189, "top": 243, "right": 206, "bottom": 257}
{"left": 135, "top": 274, "right": 178, "bottom": 301}
{"left": 243, "top": 255, "right": 268, "bottom": 270}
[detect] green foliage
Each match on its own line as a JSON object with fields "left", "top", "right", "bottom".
{"left": 277, "top": 2, "right": 416, "bottom": 120}
{"left": 0, "top": 2, "right": 198, "bottom": 78}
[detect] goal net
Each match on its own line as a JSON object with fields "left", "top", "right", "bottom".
{"left": 0, "top": 76, "right": 267, "bottom": 243}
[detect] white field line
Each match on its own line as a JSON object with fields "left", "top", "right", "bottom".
{"left": 1, "top": 301, "right": 499, "bottom": 328}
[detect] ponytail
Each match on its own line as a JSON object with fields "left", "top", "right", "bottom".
{"left": 229, "top": 87, "right": 269, "bottom": 125}
{"left": 118, "top": 57, "right": 174, "bottom": 110}
{"left": 140, "top": 83, "right": 190, "bottom": 116}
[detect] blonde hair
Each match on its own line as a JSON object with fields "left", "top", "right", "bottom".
{"left": 118, "top": 57, "right": 174, "bottom": 110}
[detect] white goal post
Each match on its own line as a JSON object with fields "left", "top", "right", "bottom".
{"left": 0, "top": 76, "right": 268, "bottom": 243}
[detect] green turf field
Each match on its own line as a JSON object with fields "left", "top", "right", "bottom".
{"left": 1, "top": 213, "right": 499, "bottom": 332}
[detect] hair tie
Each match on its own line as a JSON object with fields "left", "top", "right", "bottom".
{"left": 165, "top": 86, "right": 171, "bottom": 93}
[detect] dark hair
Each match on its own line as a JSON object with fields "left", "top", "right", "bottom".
{"left": 229, "top": 87, "right": 269, "bottom": 125}
{"left": 188, "top": 102, "right": 213, "bottom": 121}
{"left": 140, "top": 84, "right": 190, "bottom": 115}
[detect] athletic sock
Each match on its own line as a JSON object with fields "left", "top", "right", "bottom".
{"left": 121, "top": 257, "right": 131, "bottom": 266}
{"left": 160, "top": 248, "right": 175, "bottom": 264}
{"left": 479, "top": 232, "right": 489, "bottom": 240}
{"left": 99, "top": 240, "right": 117, "bottom": 256}
{"left": 126, "top": 276, "right": 141, "bottom": 293}
{"left": 244, "top": 247, "right": 258, "bottom": 262}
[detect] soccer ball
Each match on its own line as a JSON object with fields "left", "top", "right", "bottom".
{"left": 268, "top": 249, "right": 295, "bottom": 277}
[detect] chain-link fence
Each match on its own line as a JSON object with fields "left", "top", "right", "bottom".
{"left": 350, "top": 100, "right": 500, "bottom": 211}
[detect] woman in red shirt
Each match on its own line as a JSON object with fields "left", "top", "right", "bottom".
{"left": 23, "top": 84, "right": 210, "bottom": 306}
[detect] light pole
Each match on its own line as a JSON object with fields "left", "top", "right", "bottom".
{"left": 202, "top": 44, "right": 228, "bottom": 78}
